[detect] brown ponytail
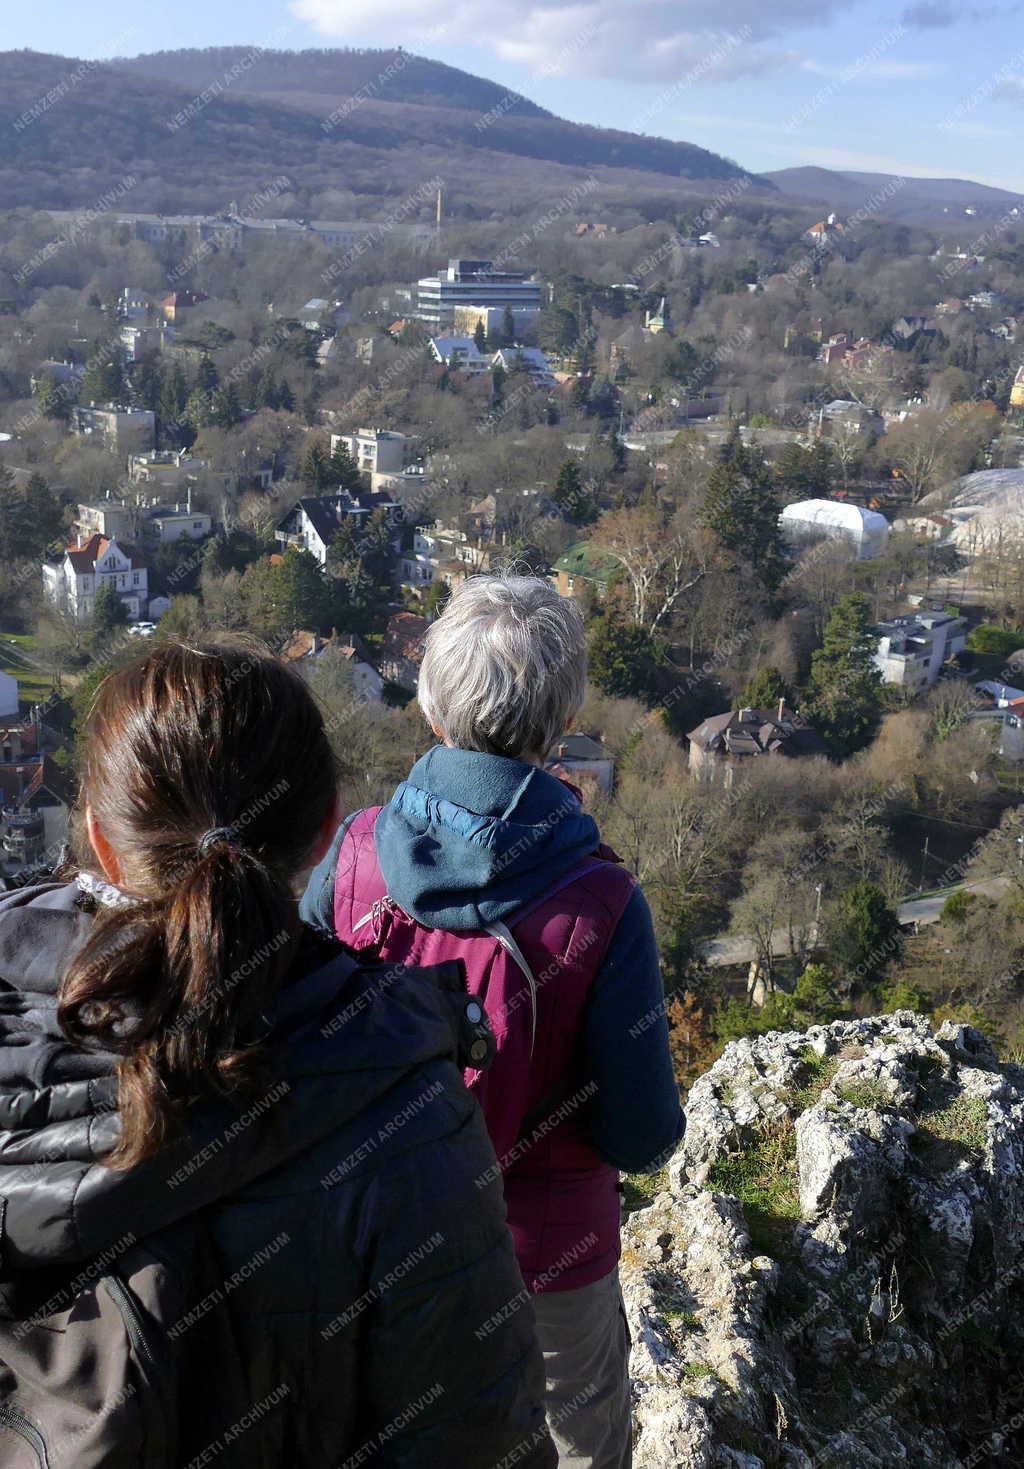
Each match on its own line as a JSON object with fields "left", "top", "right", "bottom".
{"left": 59, "top": 637, "right": 338, "bottom": 1170}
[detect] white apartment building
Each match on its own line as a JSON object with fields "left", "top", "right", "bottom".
{"left": 330, "top": 429, "right": 413, "bottom": 477}
{"left": 874, "top": 611, "right": 967, "bottom": 690}
{"left": 128, "top": 450, "right": 236, "bottom": 498}
{"left": 400, "top": 523, "right": 488, "bottom": 589}
{"left": 144, "top": 505, "right": 213, "bottom": 543}
{"left": 120, "top": 324, "right": 173, "bottom": 361}
{"left": 78, "top": 489, "right": 213, "bottom": 545}
{"left": 73, "top": 405, "right": 156, "bottom": 454}
{"left": 77, "top": 501, "right": 136, "bottom": 542}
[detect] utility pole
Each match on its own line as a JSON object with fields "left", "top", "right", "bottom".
{"left": 920, "top": 835, "right": 930, "bottom": 890}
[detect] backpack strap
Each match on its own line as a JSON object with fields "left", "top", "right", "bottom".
{"left": 482, "top": 920, "right": 538, "bottom": 1056}
{"left": 482, "top": 854, "right": 627, "bottom": 1061}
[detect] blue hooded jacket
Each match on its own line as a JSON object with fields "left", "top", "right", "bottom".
{"left": 302, "top": 746, "right": 683, "bottom": 1174}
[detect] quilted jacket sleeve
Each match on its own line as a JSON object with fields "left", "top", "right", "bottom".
{"left": 360, "top": 1101, "right": 555, "bottom": 1469}
{"left": 299, "top": 816, "right": 353, "bottom": 937}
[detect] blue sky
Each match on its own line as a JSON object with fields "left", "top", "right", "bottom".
{"left": 11, "top": 0, "right": 1024, "bottom": 193}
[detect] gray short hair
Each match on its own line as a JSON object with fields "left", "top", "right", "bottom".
{"left": 418, "top": 574, "right": 587, "bottom": 759}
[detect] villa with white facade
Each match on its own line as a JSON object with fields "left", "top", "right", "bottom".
{"left": 42, "top": 535, "right": 149, "bottom": 623}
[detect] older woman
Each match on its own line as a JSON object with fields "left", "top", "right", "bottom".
{"left": 303, "top": 574, "right": 683, "bottom": 1469}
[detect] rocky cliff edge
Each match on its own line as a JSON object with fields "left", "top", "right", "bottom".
{"left": 622, "top": 1012, "right": 1024, "bottom": 1468}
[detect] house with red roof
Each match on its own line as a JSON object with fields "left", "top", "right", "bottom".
{"left": 804, "top": 213, "right": 847, "bottom": 242}
{"left": 159, "top": 290, "right": 208, "bottom": 323}
{"left": 42, "top": 534, "right": 149, "bottom": 624}
{"left": 281, "top": 628, "right": 385, "bottom": 704}
{"left": 380, "top": 612, "right": 429, "bottom": 693}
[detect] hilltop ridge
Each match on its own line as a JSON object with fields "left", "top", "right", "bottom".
{"left": 110, "top": 45, "right": 554, "bottom": 119}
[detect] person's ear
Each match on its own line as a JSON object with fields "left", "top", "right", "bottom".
{"left": 310, "top": 792, "right": 344, "bottom": 868}
{"left": 85, "top": 804, "right": 121, "bottom": 885}
{"left": 430, "top": 720, "right": 444, "bottom": 740}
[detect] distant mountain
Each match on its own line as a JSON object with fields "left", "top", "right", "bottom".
{"left": 0, "top": 47, "right": 759, "bottom": 216}
{"left": 112, "top": 46, "right": 553, "bottom": 120}
{"left": 112, "top": 47, "right": 754, "bottom": 185}
{"left": 764, "top": 166, "right": 1022, "bottom": 220}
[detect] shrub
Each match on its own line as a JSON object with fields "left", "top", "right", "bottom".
{"left": 966, "top": 624, "right": 1023, "bottom": 658}
{"left": 941, "top": 890, "right": 976, "bottom": 925}
{"left": 879, "top": 978, "right": 927, "bottom": 1014}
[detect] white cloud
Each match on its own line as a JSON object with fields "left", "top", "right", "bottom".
{"left": 938, "top": 117, "right": 1011, "bottom": 136}
{"left": 994, "top": 76, "right": 1024, "bottom": 102}
{"left": 805, "top": 57, "right": 938, "bottom": 77}
{"left": 289, "top": 0, "right": 861, "bottom": 82}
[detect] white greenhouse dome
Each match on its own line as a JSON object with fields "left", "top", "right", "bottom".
{"left": 931, "top": 470, "right": 1024, "bottom": 554}
{"left": 779, "top": 498, "right": 890, "bottom": 561}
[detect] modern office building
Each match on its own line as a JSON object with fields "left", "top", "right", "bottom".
{"left": 416, "top": 259, "right": 543, "bottom": 332}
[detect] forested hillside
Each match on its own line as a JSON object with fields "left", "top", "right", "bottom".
{"left": 0, "top": 47, "right": 757, "bottom": 215}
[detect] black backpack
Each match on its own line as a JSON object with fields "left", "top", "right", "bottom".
{"left": 0, "top": 1215, "right": 248, "bottom": 1468}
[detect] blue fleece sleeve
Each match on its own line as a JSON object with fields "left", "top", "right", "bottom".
{"left": 298, "top": 818, "right": 351, "bottom": 936}
{"left": 582, "top": 887, "right": 685, "bottom": 1173}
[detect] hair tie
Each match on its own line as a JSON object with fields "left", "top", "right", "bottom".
{"left": 197, "top": 825, "right": 240, "bottom": 857}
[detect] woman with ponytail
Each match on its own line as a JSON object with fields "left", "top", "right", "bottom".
{"left": 0, "top": 637, "right": 553, "bottom": 1468}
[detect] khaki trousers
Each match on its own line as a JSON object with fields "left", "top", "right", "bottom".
{"left": 530, "top": 1268, "right": 632, "bottom": 1469}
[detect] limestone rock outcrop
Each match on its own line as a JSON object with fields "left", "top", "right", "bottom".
{"left": 622, "top": 1012, "right": 1024, "bottom": 1467}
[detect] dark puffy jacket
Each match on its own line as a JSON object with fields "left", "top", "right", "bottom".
{"left": 0, "top": 880, "right": 555, "bottom": 1468}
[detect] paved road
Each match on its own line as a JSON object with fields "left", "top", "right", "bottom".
{"left": 701, "top": 877, "right": 1013, "bottom": 968}
{"left": 895, "top": 876, "right": 1010, "bottom": 925}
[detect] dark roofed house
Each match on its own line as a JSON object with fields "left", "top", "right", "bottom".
{"left": 0, "top": 754, "right": 75, "bottom": 876}
{"left": 687, "top": 702, "right": 825, "bottom": 786}
{"left": 545, "top": 732, "right": 615, "bottom": 796}
{"left": 380, "top": 613, "right": 429, "bottom": 694}
{"left": 275, "top": 492, "right": 401, "bottom": 568}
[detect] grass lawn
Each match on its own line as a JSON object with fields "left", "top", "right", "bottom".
{"left": 0, "top": 630, "right": 56, "bottom": 709}
{"left": 622, "top": 1167, "right": 670, "bottom": 1214}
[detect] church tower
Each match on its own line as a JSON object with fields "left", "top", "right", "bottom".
{"left": 645, "top": 296, "right": 671, "bottom": 334}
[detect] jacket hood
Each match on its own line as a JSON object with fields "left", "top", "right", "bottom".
{"left": 0, "top": 880, "right": 472, "bottom": 1272}
{"left": 374, "top": 745, "right": 600, "bottom": 930}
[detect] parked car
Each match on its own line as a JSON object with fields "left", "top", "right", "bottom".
{"left": 127, "top": 621, "right": 156, "bottom": 637}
